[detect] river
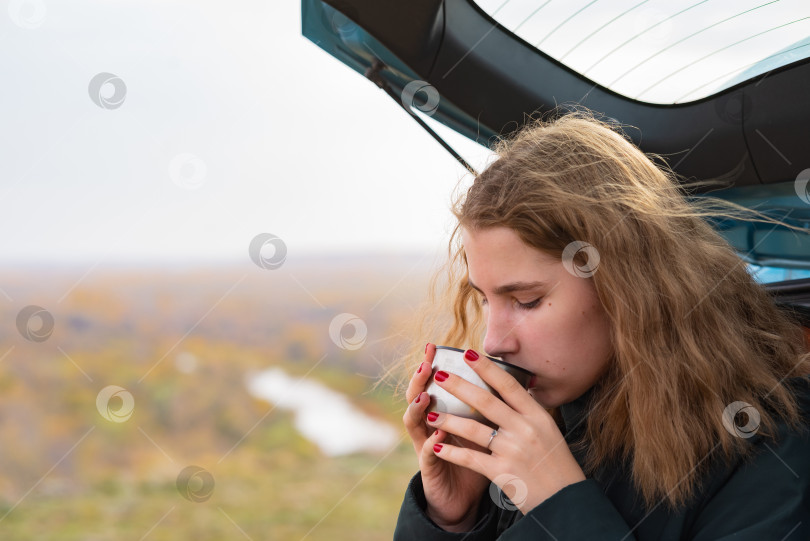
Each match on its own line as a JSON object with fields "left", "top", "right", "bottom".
{"left": 246, "top": 367, "right": 400, "bottom": 456}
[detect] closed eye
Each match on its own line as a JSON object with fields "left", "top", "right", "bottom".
{"left": 516, "top": 298, "right": 541, "bottom": 310}
{"left": 468, "top": 278, "right": 549, "bottom": 312}
{"left": 476, "top": 296, "right": 542, "bottom": 310}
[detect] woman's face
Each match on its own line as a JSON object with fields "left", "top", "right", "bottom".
{"left": 462, "top": 226, "right": 614, "bottom": 408}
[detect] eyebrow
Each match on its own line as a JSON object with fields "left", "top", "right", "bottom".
{"left": 467, "top": 278, "right": 550, "bottom": 295}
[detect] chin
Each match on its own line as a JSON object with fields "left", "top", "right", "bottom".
{"left": 529, "top": 388, "right": 556, "bottom": 409}
{"left": 529, "top": 388, "right": 560, "bottom": 409}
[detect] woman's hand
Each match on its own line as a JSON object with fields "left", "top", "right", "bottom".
{"left": 425, "top": 348, "right": 586, "bottom": 515}
{"left": 403, "top": 344, "right": 491, "bottom": 532}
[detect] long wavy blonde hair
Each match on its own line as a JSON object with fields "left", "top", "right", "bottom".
{"left": 384, "top": 109, "right": 810, "bottom": 510}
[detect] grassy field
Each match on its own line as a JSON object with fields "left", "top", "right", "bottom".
{"left": 0, "top": 258, "right": 435, "bottom": 539}
{"left": 0, "top": 433, "right": 417, "bottom": 540}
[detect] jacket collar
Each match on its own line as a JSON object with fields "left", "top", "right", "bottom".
{"left": 559, "top": 384, "right": 596, "bottom": 436}
{"left": 558, "top": 385, "right": 605, "bottom": 472}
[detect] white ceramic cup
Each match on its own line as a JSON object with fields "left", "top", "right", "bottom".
{"left": 425, "top": 346, "right": 534, "bottom": 428}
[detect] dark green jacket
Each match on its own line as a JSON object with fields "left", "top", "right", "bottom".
{"left": 394, "top": 376, "right": 810, "bottom": 540}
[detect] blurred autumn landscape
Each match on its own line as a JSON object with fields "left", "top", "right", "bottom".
{"left": 0, "top": 252, "right": 442, "bottom": 540}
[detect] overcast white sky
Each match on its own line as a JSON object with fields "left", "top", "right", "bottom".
{"left": 4, "top": 0, "right": 808, "bottom": 269}
{"left": 1, "top": 0, "right": 494, "bottom": 265}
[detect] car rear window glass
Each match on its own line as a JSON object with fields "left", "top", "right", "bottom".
{"left": 748, "top": 264, "right": 810, "bottom": 284}
{"left": 473, "top": 0, "right": 810, "bottom": 104}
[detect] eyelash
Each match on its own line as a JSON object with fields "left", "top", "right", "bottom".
{"left": 518, "top": 298, "right": 542, "bottom": 310}
{"left": 478, "top": 297, "right": 542, "bottom": 310}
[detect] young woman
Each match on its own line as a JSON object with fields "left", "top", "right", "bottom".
{"left": 393, "top": 111, "right": 810, "bottom": 539}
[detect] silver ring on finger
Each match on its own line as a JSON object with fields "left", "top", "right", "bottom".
{"left": 486, "top": 429, "right": 498, "bottom": 450}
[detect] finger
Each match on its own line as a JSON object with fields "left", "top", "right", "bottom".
{"left": 465, "top": 349, "right": 537, "bottom": 414}
{"left": 425, "top": 411, "right": 496, "bottom": 453}
{"left": 405, "top": 343, "right": 435, "bottom": 404}
{"left": 432, "top": 438, "right": 494, "bottom": 477}
{"left": 404, "top": 390, "right": 431, "bottom": 447}
{"left": 464, "top": 349, "right": 539, "bottom": 416}
{"left": 420, "top": 428, "right": 446, "bottom": 469}
{"left": 431, "top": 369, "right": 517, "bottom": 429}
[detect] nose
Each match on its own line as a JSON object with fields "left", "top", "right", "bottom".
{"left": 482, "top": 305, "right": 519, "bottom": 359}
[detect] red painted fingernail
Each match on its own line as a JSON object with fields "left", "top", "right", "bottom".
{"left": 427, "top": 411, "right": 439, "bottom": 422}
{"left": 464, "top": 349, "right": 479, "bottom": 361}
{"left": 434, "top": 370, "right": 449, "bottom": 382}
{"left": 434, "top": 444, "right": 443, "bottom": 453}
{"left": 415, "top": 393, "right": 421, "bottom": 403}
{"left": 425, "top": 343, "right": 429, "bottom": 354}
{"left": 434, "top": 430, "right": 438, "bottom": 436}
{"left": 417, "top": 363, "right": 423, "bottom": 374}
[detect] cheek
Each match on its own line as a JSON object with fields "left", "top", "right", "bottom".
{"left": 529, "top": 302, "right": 611, "bottom": 375}
{"left": 517, "top": 303, "right": 573, "bottom": 370}
{"left": 576, "top": 306, "right": 613, "bottom": 372}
